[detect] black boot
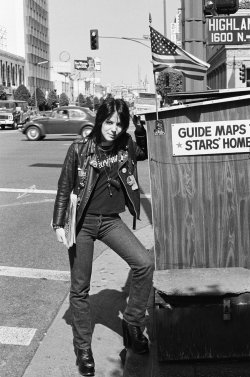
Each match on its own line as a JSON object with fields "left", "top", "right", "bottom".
{"left": 122, "top": 319, "right": 149, "bottom": 354}
{"left": 76, "top": 348, "right": 95, "bottom": 376}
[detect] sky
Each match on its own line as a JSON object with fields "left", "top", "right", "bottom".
{"left": 48, "top": 0, "right": 181, "bottom": 91}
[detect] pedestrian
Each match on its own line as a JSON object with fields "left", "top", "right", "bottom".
{"left": 52, "top": 98, "right": 154, "bottom": 376}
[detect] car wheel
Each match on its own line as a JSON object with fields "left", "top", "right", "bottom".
{"left": 26, "top": 126, "right": 41, "bottom": 141}
{"left": 1, "top": 125, "right": 5, "bottom": 130}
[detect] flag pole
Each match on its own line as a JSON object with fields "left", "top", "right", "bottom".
{"left": 149, "top": 13, "right": 159, "bottom": 122}
{"left": 153, "top": 72, "right": 159, "bottom": 121}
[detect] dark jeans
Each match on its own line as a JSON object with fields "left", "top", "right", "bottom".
{"left": 68, "top": 213, "right": 154, "bottom": 350}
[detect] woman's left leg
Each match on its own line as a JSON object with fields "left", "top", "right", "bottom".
{"left": 98, "top": 215, "right": 154, "bottom": 327}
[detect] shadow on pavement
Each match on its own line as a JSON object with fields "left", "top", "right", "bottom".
{"left": 62, "top": 270, "right": 132, "bottom": 337}
{"left": 140, "top": 188, "right": 152, "bottom": 225}
{"left": 61, "top": 249, "right": 155, "bottom": 376}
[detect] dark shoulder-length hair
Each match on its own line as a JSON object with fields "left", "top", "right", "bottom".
{"left": 89, "top": 97, "right": 130, "bottom": 148}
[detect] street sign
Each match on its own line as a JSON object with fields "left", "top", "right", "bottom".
{"left": 207, "top": 16, "right": 250, "bottom": 45}
{"left": 74, "top": 60, "right": 89, "bottom": 70}
{"left": 172, "top": 119, "right": 250, "bottom": 156}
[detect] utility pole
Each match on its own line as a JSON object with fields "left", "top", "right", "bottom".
{"left": 181, "top": 0, "right": 206, "bottom": 92}
{"left": 163, "top": 0, "right": 167, "bottom": 37}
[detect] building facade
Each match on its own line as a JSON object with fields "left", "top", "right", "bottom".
{"left": 207, "top": 0, "right": 250, "bottom": 89}
{"left": 0, "top": 0, "right": 52, "bottom": 98}
{"left": 24, "top": 0, "right": 52, "bottom": 95}
{"left": 0, "top": 49, "right": 25, "bottom": 95}
{"left": 170, "top": 8, "right": 182, "bottom": 48}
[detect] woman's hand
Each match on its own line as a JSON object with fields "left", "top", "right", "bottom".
{"left": 55, "top": 228, "right": 68, "bottom": 247}
{"left": 132, "top": 115, "right": 146, "bottom": 134}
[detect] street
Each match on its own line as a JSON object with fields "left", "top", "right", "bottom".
{"left": 0, "top": 128, "right": 152, "bottom": 377}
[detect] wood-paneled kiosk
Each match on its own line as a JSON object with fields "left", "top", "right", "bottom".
{"left": 143, "top": 89, "right": 250, "bottom": 361}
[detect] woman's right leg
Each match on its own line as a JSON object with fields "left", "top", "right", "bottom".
{"left": 68, "top": 215, "right": 96, "bottom": 351}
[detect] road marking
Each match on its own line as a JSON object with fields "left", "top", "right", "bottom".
{"left": 0, "top": 199, "right": 54, "bottom": 208}
{"left": 0, "top": 326, "right": 36, "bottom": 346}
{"left": 0, "top": 131, "right": 18, "bottom": 134}
{"left": 0, "top": 266, "right": 70, "bottom": 281}
{"left": 17, "top": 185, "right": 37, "bottom": 198}
{"left": 0, "top": 188, "right": 57, "bottom": 194}
{"left": 0, "top": 188, "right": 152, "bottom": 198}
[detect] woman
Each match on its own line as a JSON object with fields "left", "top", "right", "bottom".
{"left": 52, "top": 98, "right": 154, "bottom": 376}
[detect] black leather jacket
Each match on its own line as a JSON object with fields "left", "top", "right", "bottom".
{"left": 52, "top": 129, "right": 147, "bottom": 230}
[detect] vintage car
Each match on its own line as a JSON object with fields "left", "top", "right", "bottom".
{"left": 20, "top": 106, "right": 95, "bottom": 141}
{"left": 0, "top": 100, "right": 29, "bottom": 130}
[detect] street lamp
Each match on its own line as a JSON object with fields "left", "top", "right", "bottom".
{"left": 34, "top": 60, "right": 48, "bottom": 108}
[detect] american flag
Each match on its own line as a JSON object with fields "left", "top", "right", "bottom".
{"left": 150, "top": 26, "right": 210, "bottom": 80}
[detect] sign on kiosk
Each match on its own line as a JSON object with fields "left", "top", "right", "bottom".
{"left": 172, "top": 120, "right": 250, "bottom": 156}
{"left": 207, "top": 16, "right": 250, "bottom": 45}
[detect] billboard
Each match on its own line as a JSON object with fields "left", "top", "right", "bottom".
{"left": 74, "top": 60, "right": 89, "bottom": 70}
{"left": 74, "top": 57, "right": 101, "bottom": 71}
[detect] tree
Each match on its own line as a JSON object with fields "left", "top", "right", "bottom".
{"left": 47, "top": 90, "right": 58, "bottom": 109}
{"left": 93, "top": 96, "right": 100, "bottom": 111}
{"left": 99, "top": 96, "right": 104, "bottom": 106}
{"left": 86, "top": 96, "right": 93, "bottom": 110}
{"left": 156, "top": 69, "right": 183, "bottom": 106}
{"left": 0, "top": 85, "right": 7, "bottom": 100}
{"left": 30, "top": 88, "right": 46, "bottom": 109}
{"left": 14, "top": 84, "right": 31, "bottom": 102}
{"left": 76, "top": 93, "right": 85, "bottom": 107}
{"left": 59, "top": 92, "right": 69, "bottom": 106}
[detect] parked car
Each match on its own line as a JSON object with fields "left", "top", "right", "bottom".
{"left": 20, "top": 106, "right": 95, "bottom": 141}
{"left": 0, "top": 100, "right": 29, "bottom": 130}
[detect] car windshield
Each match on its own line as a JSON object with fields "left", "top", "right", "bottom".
{"left": 17, "top": 102, "right": 28, "bottom": 111}
{"left": 0, "top": 102, "right": 15, "bottom": 109}
{"left": 84, "top": 108, "right": 95, "bottom": 117}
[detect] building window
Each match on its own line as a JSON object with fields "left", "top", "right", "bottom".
{"left": 12, "top": 66, "right": 15, "bottom": 86}
{"left": 7, "top": 65, "right": 11, "bottom": 87}
{"left": 2, "top": 64, "right": 6, "bottom": 86}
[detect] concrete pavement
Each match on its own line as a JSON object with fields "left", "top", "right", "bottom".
{"left": 22, "top": 220, "right": 250, "bottom": 377}
{"left": 22, "top": 224, "right": 154, "bottom": 377}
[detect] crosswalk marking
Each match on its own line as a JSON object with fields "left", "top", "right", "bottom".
{"left": 0, "top": 326, "right": 36, "bottom": 346}
{"left": 0, "top": 266, "right": 70, "bottom": 281}
{"left": 0, "top": 199, "right": 54, "bottom": 208}
{"left": 0, "top": 188, "right": 151, "bottom": 198}
{"left": 0, "top": 188, "right": 57, "bottom": 194}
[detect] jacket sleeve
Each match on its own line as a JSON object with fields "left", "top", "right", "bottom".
{"left": 134, "top": 125, "right": 148, "bottom": 161}
{"left": 52, "top": 142, "right": 78, "bottom": 227}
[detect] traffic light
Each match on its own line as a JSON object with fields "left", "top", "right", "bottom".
{"left": 204, "top": 0, "right": 239, "bottom": 15}
{"left": 239, "top": 64, "right": 246, "bottom": 83}
{"left": 214, "top": 0, "right": 239, "bottom": 14}
{"left": 204, "top": 0, "right": 216, "bottom": 16}
{"left": 90, "top": 29, "right": 99, "bottom": 50}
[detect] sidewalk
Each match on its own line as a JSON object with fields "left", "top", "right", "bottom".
{"left": 22, "top": 221, "right": 250, "bottom": 377}
{"left": 22, "top": 224, "right": 154, "bottom": 377}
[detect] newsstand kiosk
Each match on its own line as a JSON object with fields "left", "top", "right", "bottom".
{"left": 143, "top": 89, "right": 250, "bottom": 361}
